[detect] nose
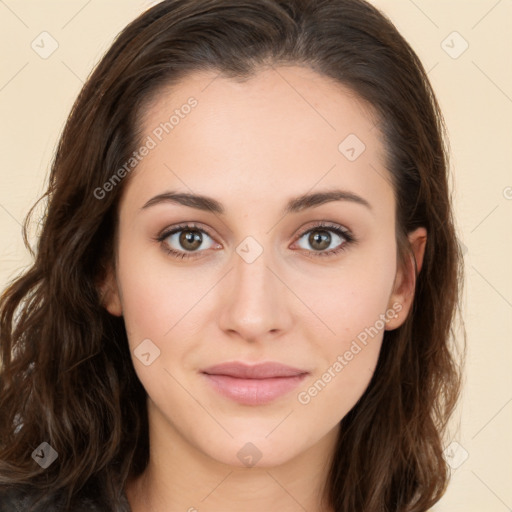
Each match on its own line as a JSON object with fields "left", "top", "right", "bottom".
{"left": 217, "top": 242, "right": 293, "bottom": 343}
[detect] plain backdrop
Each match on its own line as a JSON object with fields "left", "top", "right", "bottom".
{"left": 0, "top": 1, "right": 511, "bottom": 510}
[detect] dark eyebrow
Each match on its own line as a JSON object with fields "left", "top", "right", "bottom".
{"left": 283, "top": 189, "right": 372, "bottom": 215}
{"left": 141, "top": 189, "right": 372, "bottom": 215}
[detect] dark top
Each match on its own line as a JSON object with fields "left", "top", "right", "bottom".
{"left": 0, "top": 486, "right": 132, "bottom": 511}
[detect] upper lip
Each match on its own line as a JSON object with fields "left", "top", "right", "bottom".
{"left": 201, "top": 362, "right": 309, "bottom": 379}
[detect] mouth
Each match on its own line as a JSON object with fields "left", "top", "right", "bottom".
{"left": 200, "top": 361, "right": 309, "bottom": 405}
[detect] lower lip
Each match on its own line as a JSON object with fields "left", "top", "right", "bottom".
{"left": 201, "top": 373, "right": 308, "bottom": 405}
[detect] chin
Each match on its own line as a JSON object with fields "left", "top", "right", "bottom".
{"left": 203, "top": 433, "right": 308, "bottom": 469}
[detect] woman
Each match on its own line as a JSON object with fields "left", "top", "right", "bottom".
{"left": 0, "top": 0, "right": 464, "bottom": 510}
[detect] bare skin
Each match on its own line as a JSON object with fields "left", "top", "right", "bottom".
{"left": 101, "top": 65, "right": 427, "bottom": 512}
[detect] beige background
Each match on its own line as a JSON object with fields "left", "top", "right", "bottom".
{"left": 1, "top": 1, "right": 511, "bottom": 510}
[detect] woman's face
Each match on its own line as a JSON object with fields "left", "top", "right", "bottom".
{"left": 103, "top": 66, "right": 425, "bottom": 469}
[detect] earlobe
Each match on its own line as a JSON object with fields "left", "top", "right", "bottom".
{"left": 385, "top": 227, "right": 427, "bottom": 330}
{"left": 98, "top": 268, "right": 123, "bottom": 317}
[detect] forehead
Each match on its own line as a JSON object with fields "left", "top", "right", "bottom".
{"left": 124, "top": 65, "right": 394, "bottom": 217}
{"left": 139, "top": 65, "right": 381, "bottom": 154}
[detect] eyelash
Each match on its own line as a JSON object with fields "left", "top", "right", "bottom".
{"left": 155, "top": 221, "right": 356, "bottom": 260}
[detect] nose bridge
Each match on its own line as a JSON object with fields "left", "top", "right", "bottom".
{"left": 234, "top": 238, "right": 271, "bottom": 298}
{"left": 218, "top": 235, "right": 289, "bottom": 340}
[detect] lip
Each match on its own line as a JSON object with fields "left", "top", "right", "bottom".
{"left": 201, "top": 362, "right": 309, "bottom": 405}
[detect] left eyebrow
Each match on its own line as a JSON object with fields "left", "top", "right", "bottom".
{"left": 140, "top": 189, "right": 373, "bottom": 216}
{"left": 282, "top": 189, "right": 373, "bottom": 215}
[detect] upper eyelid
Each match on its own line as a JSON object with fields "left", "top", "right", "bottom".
{"left": 158, "top": 221, "right": 353, "bottom": 245}
{"left": 158, "top": 222, "right": 214, "bottom": 240}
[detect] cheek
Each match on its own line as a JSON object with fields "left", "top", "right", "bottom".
{"left": 294, "top": 268, "right": 394, "bottom": 424}
{"left": 294, "top": 239, "right": 397, "bottom": 343}
{"left": 291, "top": 241, "right": 396, "bottom": 411}
{"left": 294, "top": 332, "right": 383, "bottom": 439}
{"left": 116, "top": 240, "right": 204, "bottom": 344}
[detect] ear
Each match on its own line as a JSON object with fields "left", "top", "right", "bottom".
{"left": 97, "top": 265, "right": 123, "bottom": 317}
{"left": 385, "top": 227, "right": 427, "bottom": 330}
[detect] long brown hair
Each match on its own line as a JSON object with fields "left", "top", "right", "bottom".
{"left": 0, "top": 1, "right": 464, "bottom": 510}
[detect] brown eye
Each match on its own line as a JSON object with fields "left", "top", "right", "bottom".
{"left": 157, "top": 223, "right": 217, "bottom": 259}
{"left": 294, "top": 223, "right": 355, "bottom": 258}
{"left": 178, "top": 229, "right": 203, "bottom": 251}
{"left": 308, "top": 230, "right": 332, "bottom": 251}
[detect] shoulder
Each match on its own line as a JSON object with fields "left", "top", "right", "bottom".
{"left": 0, "top": 485, "right": 131, "bottom": 512}
{"left": 0, "top": 486, "right": 42, "bottom": 512}
{"left": 0, "top": 486, "right": 27, "bottom": 512}
{"left": 0, "top": 486, "right": 47, "bottom": 512}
